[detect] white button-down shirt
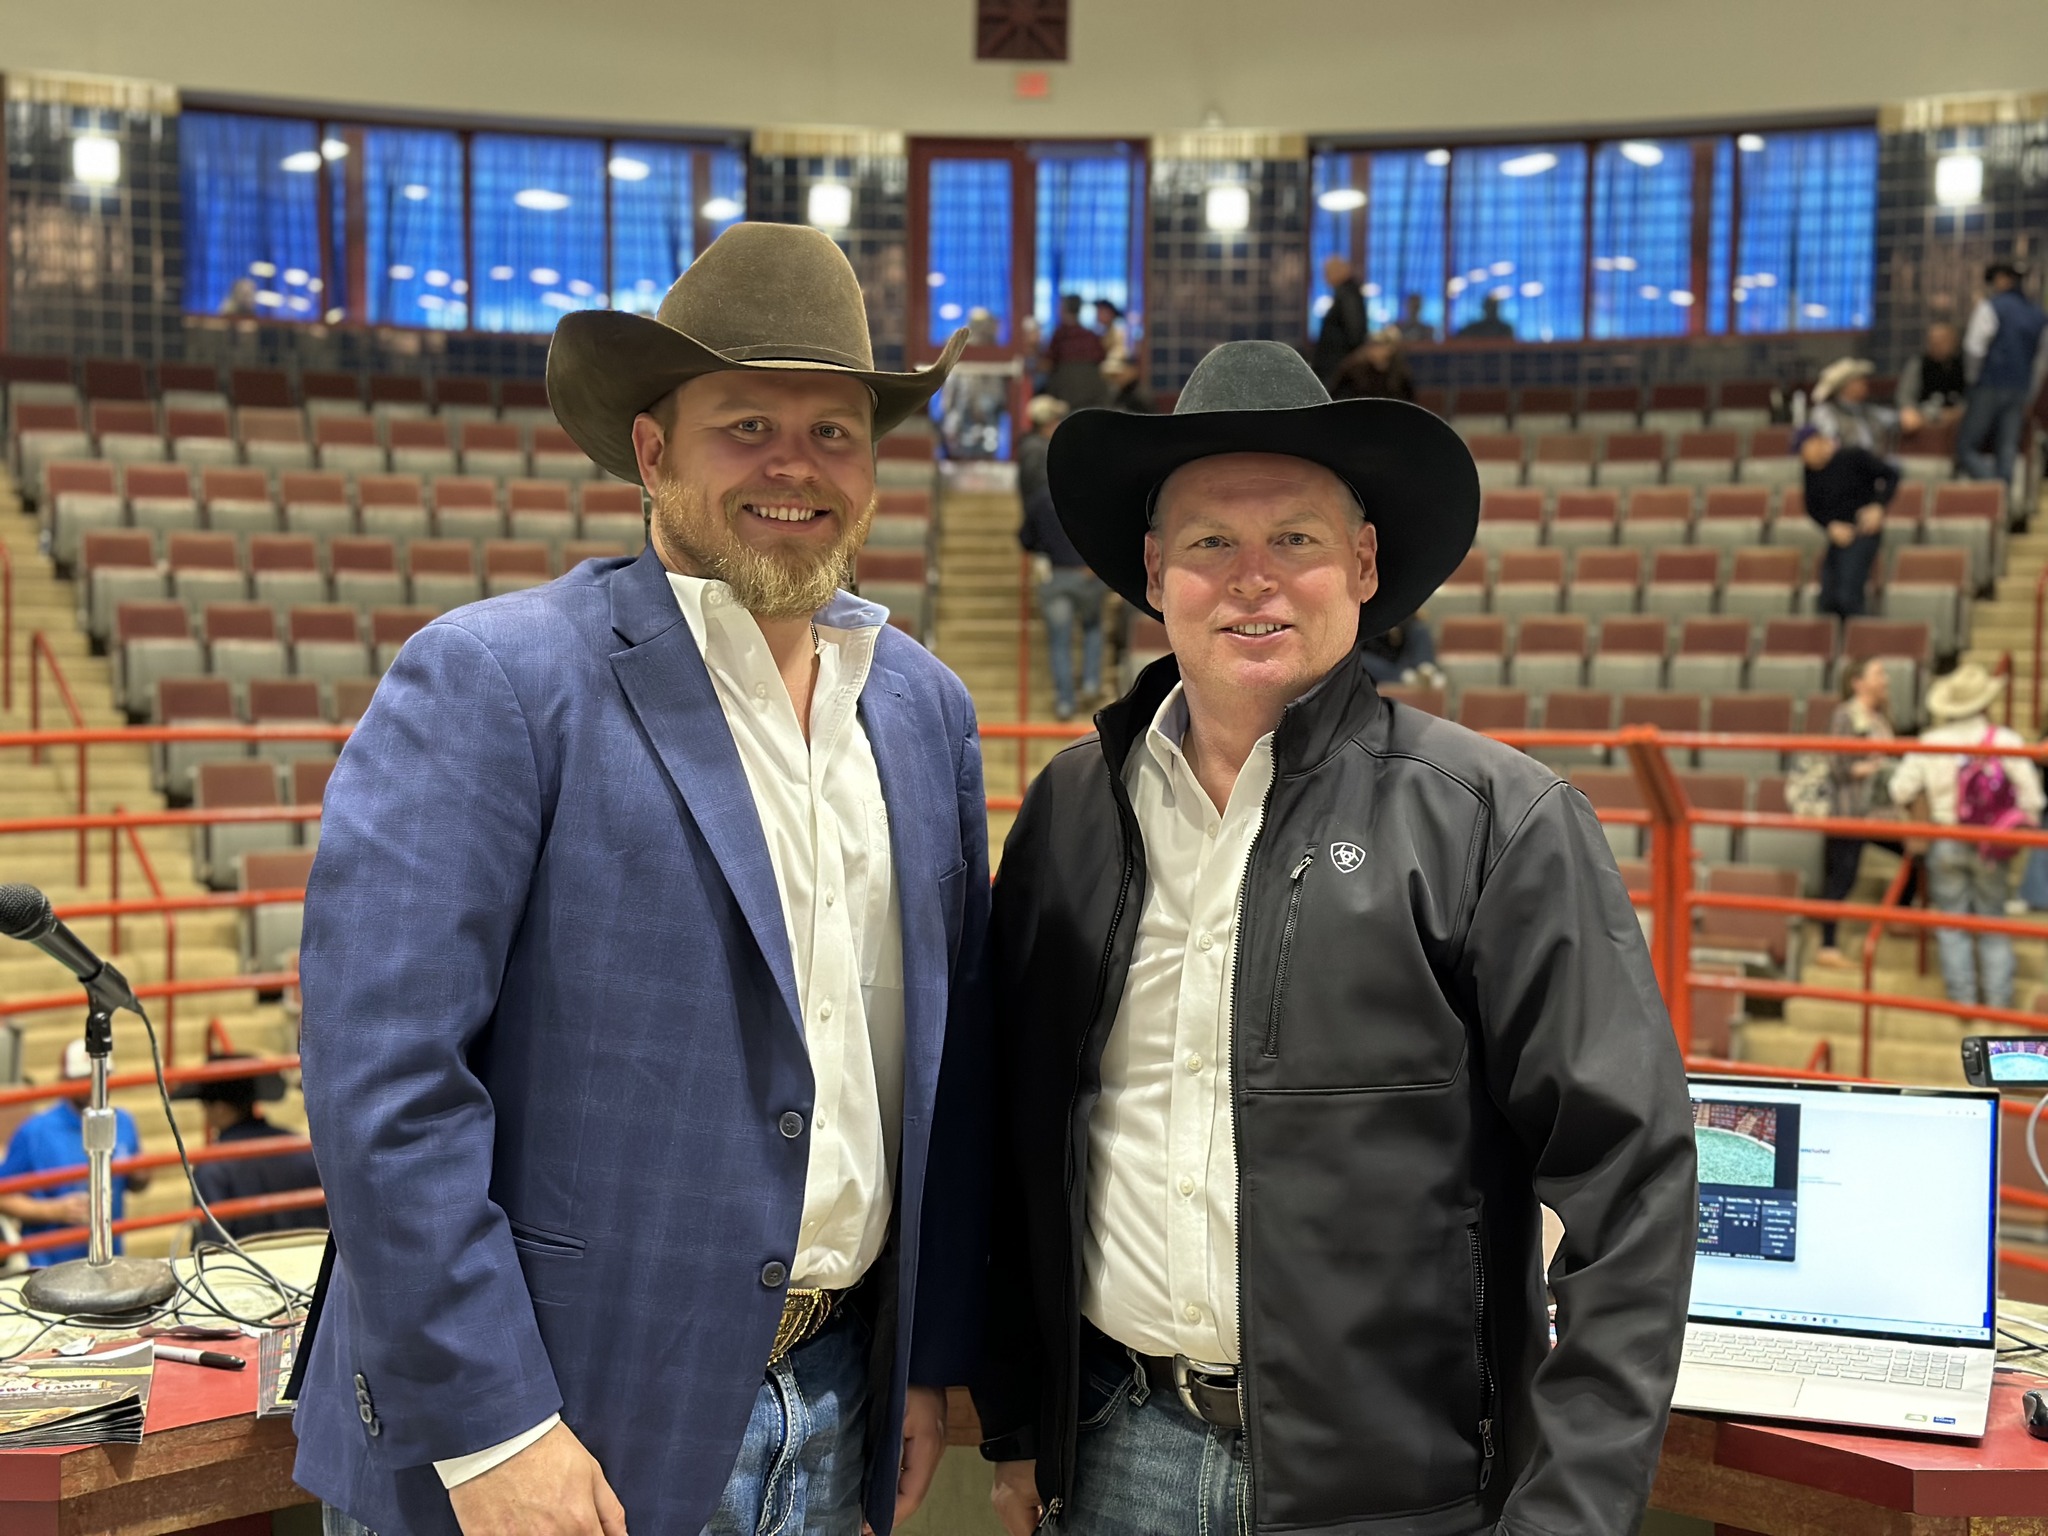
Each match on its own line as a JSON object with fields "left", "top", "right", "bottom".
{"left": 1889, "top": 714, "right": 2047, "bottom": 827}
{"left": 437, "top": 572, "right": 903, "bottom": 1488}
{"left": 1081, "top": 684, "right": 1275, "bottom": 1365}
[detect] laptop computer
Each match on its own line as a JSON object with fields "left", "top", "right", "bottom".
{"left": 1671, "top": 1075, "right": 2000, "bottom": 1438}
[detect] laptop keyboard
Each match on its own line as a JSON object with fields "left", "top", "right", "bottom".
{"left": 1685, "top": 1326, "right": 1970, "bottom": 1390}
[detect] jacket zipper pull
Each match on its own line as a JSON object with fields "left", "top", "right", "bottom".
{"left": 1039, "top": 1496, "right": 1063, "bottom": 1529}
{"left": 1289, "top": 851, "right": 1314, "bottom": 881}
{"left": 1478, "top": 1417, "right": 1496, "bottom": 1488}
{"left": 1261, "top": 850, "right": 1316, "bottom": 1059}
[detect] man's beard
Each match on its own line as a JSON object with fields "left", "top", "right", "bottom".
{"left": 650, "top": 475, "right": 875, "bottom": 620}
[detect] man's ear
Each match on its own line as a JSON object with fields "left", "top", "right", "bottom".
{"left": 1143, "top": 530, "right": 1166, "bottom": 614}
{"left": 630, "top": 412, "right": 668, "bottom": 492}
{"left": 1355, "top": 521, "right": 1381, "bottom": 603}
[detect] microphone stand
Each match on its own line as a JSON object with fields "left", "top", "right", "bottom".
{"left": 22, "top": 1003, "right": 177, "bottom": 1320}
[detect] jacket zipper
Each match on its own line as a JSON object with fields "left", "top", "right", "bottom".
{"left": 1227, "top": 764, "right": 1282, "bottom": 1483}
{"left": 1261, "top": 850, "right": 1314, "bottom": 1057}
{"left": 1468, "top": 1222, "right": 1497, "bottom": 1490}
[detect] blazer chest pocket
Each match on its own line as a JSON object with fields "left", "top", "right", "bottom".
{"left": 507, "top": 1219, "right": 584, "bottom": 1307}
{"left": 1255, "top": 849, "right": 1466, "bottom": 1091}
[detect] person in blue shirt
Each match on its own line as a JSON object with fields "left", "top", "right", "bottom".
{"left": 0, "top": 1040, "right": 151, "bottom": 1266}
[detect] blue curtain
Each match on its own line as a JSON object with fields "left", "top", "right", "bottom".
{"left": 1449, "top": 144, "right": 1587, "bottom": 341}
{"left": 611, "top": 142, "right": 691, "bottom": 313}
{"left": 1365, "top": 151, "right": 1448, "bottom": 335}
{"left": 1708, "top": 138, "right": 1735, "bottom": 335}
{"left": 472, "top": 134, "right": 606, "bottom": 334}
{"left": 179, "top": 111, "right": 324, "bottom": 320}
{"left": 1033, "top": 151, "right": 1138, "bottom": 334}
{"left": 1590, "top": 140, "right": 1694, "bottom": 339}
{"left": 1735, "top": 127, "right": 1876, "bottom": 333}
{"left": 1308, "top": 152, "right": 1357, "bottom": 332}
{"left": 926, "top": 159, "right": 1012, "bottom": 346}
{"left": 361, "top": 127, "right": 466, "bottom": 329}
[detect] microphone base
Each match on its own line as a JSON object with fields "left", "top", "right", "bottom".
{"left": 23, "top": 1256, "right": 178, "bottom": 1321}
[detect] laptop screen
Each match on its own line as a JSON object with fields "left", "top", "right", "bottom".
{"left": 1686, "top": 1077, "right": 1998, "bottom": 1346}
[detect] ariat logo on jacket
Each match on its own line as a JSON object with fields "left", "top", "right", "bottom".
{"left": 1329, "top": 841, "right": 1366, "bottom": 873}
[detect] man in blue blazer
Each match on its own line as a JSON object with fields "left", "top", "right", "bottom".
{"left": 296, "top": 224, "right": 988, "bottom": 1536}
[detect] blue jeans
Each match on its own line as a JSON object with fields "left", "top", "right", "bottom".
{"left": 322, "top": 1310, "right": 870, "bottom": 1536}
{"left": 1956, "top": 384, "right": 2029, "bottom": 489}
{"left": 1927, "top": 839, "right": 2017, "bottom": 1010}
{"left": 1058, "top": 1336, "right": 1249, "bottom": 1536}
{"left": 1816, "top": 531, "right": 1880, "bottom": 619}
{"left": 1040, "top": 567, "right": 1107, "bottom": 715}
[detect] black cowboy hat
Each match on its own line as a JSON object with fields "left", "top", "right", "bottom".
{"left": 1046, "top": 340, "right": 1478, "bottom": 635}
{"left": 171, "top": 1053, "right": 287, "bottom": 1106}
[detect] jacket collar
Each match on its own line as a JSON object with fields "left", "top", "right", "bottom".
{"left": 1095, "top": 646, "right": 1384, "bottom": 782}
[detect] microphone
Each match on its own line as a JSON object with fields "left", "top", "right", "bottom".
{"left": 0, "top": 884, "right": 140, "bottom": 1015}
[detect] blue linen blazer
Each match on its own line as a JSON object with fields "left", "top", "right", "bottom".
{"left": 292, "top": 546, "right": 991, "bottom": 1536}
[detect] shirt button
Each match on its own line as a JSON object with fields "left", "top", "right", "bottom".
{"left": 814, "top": 1114, "right": 826, "bottom": 1130}
{"left": 754, "top": 682, "right": 768, "bottom": 699}
{"left": 1183, "top": 1303, "right": 1201, "bottom": 1323}
{"left": 706, "top": 588, "right": 723, "bottom": 607}
{"left": 779, "top": 1112, "right": 804, "bottom": 1139}
{"left": 1206, "top": 822, "right": 1220, "bottom": 839}
{"left": 819, "top": 1000, "right": 834, "bottom": 1022}
{"left": 1197, "top": 932, "right": 1215, "bottom": 951}
{"left": 1185, "top": 1054, "right": 1203, "bottom": 1074}
{"left": 1179, "top": 1176, "right": 1196, "bottom": 1197}
{"left": 762, "top": 1261, "right": 789, "bottom": 1288}
{"left": 825, "top": 890, "right": 837, "bottom": 907}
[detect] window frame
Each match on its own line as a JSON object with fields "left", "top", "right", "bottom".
{"left": 1309, "top": 112, "right": 1877, "bottom": 347}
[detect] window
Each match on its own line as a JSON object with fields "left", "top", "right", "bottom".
{"left": 1363, "top": 150, "right": 1448, "bottom": 336}
{"left": 359, "top": 127, "right": 466, "bottom": 329}
{"left": 924, "top": 158, "right": 1013, "bottom": 347}
{"left": 1448, "top": 143, "right": 1586, "bottom": 341}
{"left": 1590, "top": 139, "right": 1695, "bottom": 339}
{"left": 1033, "top": 149, "right": 1140, "bottom": 333}
{"left": 179, "top": 111, "right": 326, "bottom": 321}
{"left": 1707, "top": 139, "right": 1735, "bottom": 336}
{"left": 1308, "top": 151, "right": 1361, "bottom": 328}
{"left": 1733, "top": 127, "right": 1876, "bottom": 333}
{"left": 471, "top": 134, "right": 607, "bottom": 334}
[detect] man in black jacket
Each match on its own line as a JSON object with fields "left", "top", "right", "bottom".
{"left": 976, "top": 340, "right": 1697, "bottom": 1536}
{"left": 1311, "top": 257, "right": 1368, "bottom": 386}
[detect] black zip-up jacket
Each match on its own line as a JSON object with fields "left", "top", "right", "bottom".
{"left": 974, "top": 651, "right": 1697, "bottom": 1536}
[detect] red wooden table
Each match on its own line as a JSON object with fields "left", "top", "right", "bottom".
{"left": 0, "top": 1335, "right": 312, "bottom": 1536}
{"left": 1653, "top": 1379, "right": 2048, "bottom": 1534}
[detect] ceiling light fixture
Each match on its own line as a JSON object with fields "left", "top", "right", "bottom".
{"left": 701, "top": 196, "right": 743, "bottom": 222}
{"left": 1317, "top": 187, "right": 1367, "bottom": 213}
{"left": 607, "top": 156, "right": 650, "bottom": 182}
{"left": 1500, "top": 152, "right": 1557, "bottom": 177}
{"left": 321, "top": 138, "right": 349, "bottom": 161}
{"left": 402, "top": 184, "right": 430, "bottom": 201}
{"left": 529, "top": 267, "right": 562, "bottom": 286}
{"left": 1935, "top": 152, "right": 1983, "bottom": 207}
{"left": 1618, "top": 141, "right": 1665, "bottom": 168}
{"left": 1424, "top": 149, "right": 1450, "bottom": 167}
{"left": 1737, "top": 134, "right": 1766, "bottom": 153}
{"left": 807, "top": 183, "right": 853, "bottom": 230}
{"left": 280, "top": 150, "right": 323, "bottom": 174}
{"left": 72, "top": 135, "right": 120, "bottom": 186}
{"left": 514, "top": 188, "right": 571, "bottom": 212}
{"left": 1204, "top": 184, "right": 1251, "bottom": 233}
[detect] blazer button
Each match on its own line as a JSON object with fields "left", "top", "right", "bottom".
{"left": 780, "top": 1112, "right": 805, "bottom": 1139}
{"left": 761, "top": 1261, "right": 789, "bottom": 1288}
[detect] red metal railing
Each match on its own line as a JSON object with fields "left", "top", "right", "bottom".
{"left": 25, "top": 633, "right": 88, "bottom": 883}
{"left": 0, "top": 1189, "right": 325, "bottom": 1261}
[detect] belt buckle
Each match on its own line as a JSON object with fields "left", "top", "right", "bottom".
{"left": 1171, "top": 1354, "right": 1237, "bottom": 1423}
{"left": 769, "top": 1288, "right": 835, "bottom": 1366}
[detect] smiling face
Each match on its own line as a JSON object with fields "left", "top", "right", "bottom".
{"left": 634, "top": 369, "right": 877, "bottom": 619}
{"left": 1144, "top": 453, "right": 1378, "bottom": 714}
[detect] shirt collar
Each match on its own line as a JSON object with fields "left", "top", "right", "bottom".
{"left": 664, "top": 570, "right": 888, "bottom": 654}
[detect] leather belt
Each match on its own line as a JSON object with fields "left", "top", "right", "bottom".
{"left": 768, "top": 1287, "right": 844, "bottom": 1366}
{"left": 1137, "top": 1351, "right": 1242, "bottom": 1430}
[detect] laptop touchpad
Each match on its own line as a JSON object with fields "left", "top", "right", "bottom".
{"left": 1678, "top": 1368, "right": 1804, "bottom": 1413}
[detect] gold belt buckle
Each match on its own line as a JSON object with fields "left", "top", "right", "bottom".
{"left": 768, "top": 1287, "right": 837, "bottom": 1366}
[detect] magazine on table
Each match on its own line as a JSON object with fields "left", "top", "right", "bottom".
{"left": 0, "top": 1340, "right": 154, "bottom": 1446}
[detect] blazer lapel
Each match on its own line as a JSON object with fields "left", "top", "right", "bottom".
{"left": 860, "top": 663, "right": 946, "bottom": 1132}
{"left": 607, "top": 549, "right": 803, "bottom": 1036}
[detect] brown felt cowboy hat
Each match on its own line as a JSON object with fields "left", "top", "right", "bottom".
{"left": 547, "top": 223, "right": 969, "bottom": 483}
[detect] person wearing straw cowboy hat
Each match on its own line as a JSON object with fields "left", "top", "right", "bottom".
{"left": 975, "top": 339, "right": 1697, "bottom": 1536}
{"left": 1890, "top": 663, "right": 2044, "bottom": 1012}
{"left": 297, "top": 222, "right": 993, "bottom": 1536}
{"left": 1808, "top": 356, "right": 1921, "bottom": 454}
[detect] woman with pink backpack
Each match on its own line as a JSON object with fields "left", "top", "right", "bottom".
{"left": 1889, "top": 664, "right": 2046, "bottom": 1010}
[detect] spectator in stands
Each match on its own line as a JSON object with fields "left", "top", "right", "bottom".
{"left": 1811, "top": 658, "right": 1901, "bottom": 968}
{"left": 1096, "top": 299, "right": 1131, "bottom": 375}
{"left": 0, "top": 1041, "right": 151, "bottom": 1267}
{"left": 172, "top": 1056, "right": 326, "bottom": 1241}
{"left": 1396, "top": 291, "right": 1436, "bottom": 343}
{"left": 1312, "top": 255, "right": 1369, "bottom": 385}
{"left": 1897, "top": 321, "right": 1969, "bottom": 422}
{"left": 1044, "top": 292, "right": 1110, "bottom": 410}
{"left": 1808, "top": 357, "right": 1920, "bottom": 452}
{"left": 938, "top": 305, "right": 1008, "bottom": 458}
{"left": 1890, "top": 664, "right": 2045, "bottom": 1011}
{"left": 298, "top": 224, "right": 988, "bottom": 1536}
{"left": 1358, "top": 609, "right": 1442, "bottom": 689}
{"left": 1330, "top": 326, "right": 1417, "bottom": 402}
{"left": 1796, "top": 424, "right": 1897, "bottom": 620}
{"left": 980, "top": 339, "right": 1695, "bottom": 1536}
{"left": 1458, "top": 292, "right": 1515, "bottom": 339}
{"left": 1958, "top": 262, "right": 2048, "bottom": 491}
{"left": 1018, "top": 395, "right": 1109, "bottom": 719}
